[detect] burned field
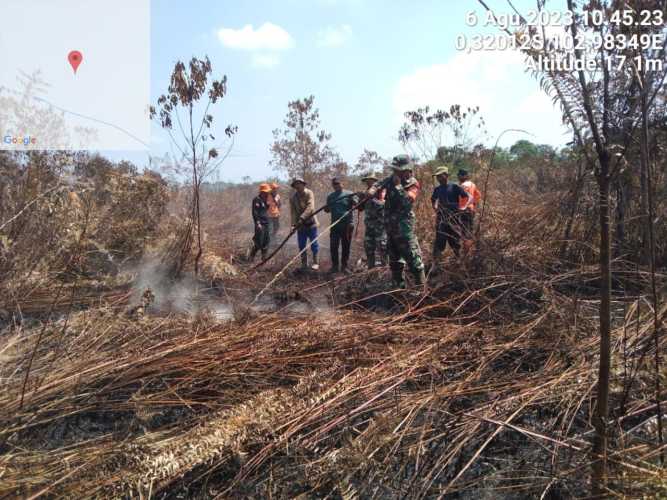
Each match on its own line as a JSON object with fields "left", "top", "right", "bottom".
{"left": 0, "top": 152, "right": 665, "bottom": 498}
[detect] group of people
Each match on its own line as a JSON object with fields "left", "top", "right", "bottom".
{"left": 249, "top": 154, "right": 482, "bottom": 289}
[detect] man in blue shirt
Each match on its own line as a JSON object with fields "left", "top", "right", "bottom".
{"left": 431, "top": 165, "right": 471, "bottom": 265}
{"left": 324, "top": 177, "right": 358, "bottom": 273}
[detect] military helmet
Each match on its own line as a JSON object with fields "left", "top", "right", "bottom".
{"left": 361, "top": 172, "right": 378, "bottom": 182}
{"left": 390, "top": 154, "right": 414, "bottom": 172}
{"left": 290, "top": 177, "right": 307, "bottom": 188}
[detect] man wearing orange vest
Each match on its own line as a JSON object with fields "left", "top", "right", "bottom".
{"left": 267, "top": 182, "right": 282, "bottom": 240}
{"left": 457, "top": 168, "right": 482, "bottom": 255}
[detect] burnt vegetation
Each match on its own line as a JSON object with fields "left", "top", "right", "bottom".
{"left": 1, "top": 2, "right": 666, "bottom": 498}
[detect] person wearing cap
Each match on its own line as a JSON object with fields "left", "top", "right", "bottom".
{"left": 367, "top": 154, "right": 425, "bottom": 288}
{"left": 431, "top": 165, "right": 471, "bottom": 266}
{"left": 457, "top": 168, "right": 482, "bottom": 255}
{"left": 250, "top": 183, "right": 272, "bottom": 261}
{"left": 267, "top": 182, "right": 282, "bottom": 240}
{"left": 324, "top": 177, "right": 357, "bottom": 274}
{"left": 358, "top": 172, "right": 387, "bottom": 268}
{"left": 289, "top": 178, "right": 320, "bottom": 270}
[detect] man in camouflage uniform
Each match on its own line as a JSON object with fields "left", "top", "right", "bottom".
{"left": 358, "top": 173, "right": 387, "bottom": 268}
{"left": 367, "top": 155, "right": 425, "bottom": 288}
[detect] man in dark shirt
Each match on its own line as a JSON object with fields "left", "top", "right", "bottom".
{"left": 324, "top": 177, "right": 357, "bottom": 273}
{"left": 250, "top": 183, "right": 272, "bottom": 261}
{"left": 431, "top": 165, "right": 471, "bottom": 265}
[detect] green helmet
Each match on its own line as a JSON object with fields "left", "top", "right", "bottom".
{"left": 390, "top": 154, "right": 414, "bottom": 172}
{"left": 361, "top": 172, "right": 378, "bottom": 182}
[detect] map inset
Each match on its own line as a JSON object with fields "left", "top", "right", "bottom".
{"left": 0, "top": 0, "right": 151, "bottom": 151}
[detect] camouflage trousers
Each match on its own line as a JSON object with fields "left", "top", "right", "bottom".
{"left": 364, "top": 226, "right": 387, "bottom": 267}
{"left": 386, "top": 229, "right": 424, "bottom": 276}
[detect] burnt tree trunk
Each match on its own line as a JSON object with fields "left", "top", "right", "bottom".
{"left": 592, "top": 151, "right": 612, "bottom": 494}
{"left": 613, "top": 178, "right": 626, "bottom": 258}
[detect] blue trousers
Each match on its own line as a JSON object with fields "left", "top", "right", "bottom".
{"left": 297, "top": 226, "right": 319, "bottom": 254}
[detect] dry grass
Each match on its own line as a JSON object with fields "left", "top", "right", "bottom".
{"left": 1, "top": 269, "right": 664, "bottom": 498}
{"left": 1, "top": 154, "right": 665, "bottom": 498}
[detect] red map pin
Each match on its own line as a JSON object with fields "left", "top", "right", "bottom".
{"left": 68, "top": 50, "right": 83, "bottom": 74}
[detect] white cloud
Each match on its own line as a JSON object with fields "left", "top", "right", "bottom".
{"left": 217, "top": 23, "right": 294, "bottom": 51}
{"left": 393, "top": 50, "right": 524, "bottom": 114}
{"left": 392, "top": 49, "right": 569, "bottom": 147}
{"left": 251, "top": 53, "right": 281, "bottom": 69}
{"left": 317, "top": 24, "right": 352, "bottom": 47}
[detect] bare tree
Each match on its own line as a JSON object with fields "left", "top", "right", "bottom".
{"left": 353, "top": 149, "right": 387, "bottom": 175}
{"left": 150, "top": 56, "right": 236, "bottom": 276}
{"left": 270, "top": 95, "right": 339, "bottom": 184}
{"left": 398, "top": 104, "right": 487, "bottom": 162}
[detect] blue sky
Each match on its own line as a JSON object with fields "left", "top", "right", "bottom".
{"left": 110, "top": 0, "right": 570, "bottom": 182}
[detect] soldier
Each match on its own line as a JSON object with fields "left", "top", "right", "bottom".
{"left": 289, "top": 178, "right": 320, "bottom": 271}
{"left": 324, "top": 177, "right": 357, "bottom": 274}
{"left": 358, "top": 172, "right": 387, "bottom": 269}
{"left": 250, "top": 183, "right": 272, "bottom": 261}
{"left": 367, "top": 155, "right": 425, "bottom": 288}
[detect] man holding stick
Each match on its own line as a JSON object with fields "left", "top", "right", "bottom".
{"left": 289, "top": 178, "right": 320, "bottom": 271}
{"left": 358, "top": 172, "right": 387, "bottom": 269}
{"left": 367, "top": 155, "right": 425, "bottom": 289}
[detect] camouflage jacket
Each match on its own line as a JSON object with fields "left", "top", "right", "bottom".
{"left": 360, "top": 189, "right": 385, "bottom": 229}
{"left": 382, "top": 177, "right": 420, "bottom": 235}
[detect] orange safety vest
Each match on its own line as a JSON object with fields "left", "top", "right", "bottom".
{"left": 267, "top": 193, "right": 281, "bottom": 218}
{"left": 458, "top": 180, "right": 482, "bottom": 211}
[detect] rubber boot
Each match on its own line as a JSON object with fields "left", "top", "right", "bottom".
{"left": 366, "top": 252, "right": 375, "bottom": 269}
{"left": 311, "top": 252, "right": 319, "bottom": 271}
{"left": 261, "top": 248, "right": 268, "bottom": 261}
{"left": 300, "top": 253, "right": 308, "bottom": 270}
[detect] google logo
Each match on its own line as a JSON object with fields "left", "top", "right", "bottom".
{"left": 3, "top": 135, "right": 37, "bottom": 146}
